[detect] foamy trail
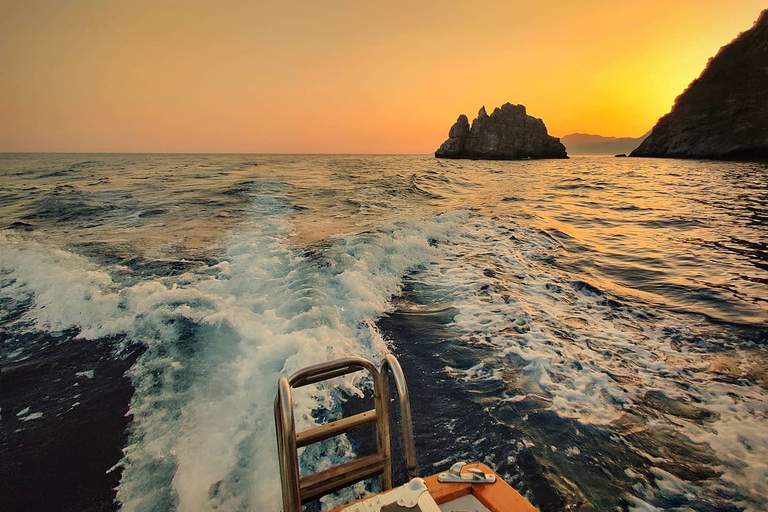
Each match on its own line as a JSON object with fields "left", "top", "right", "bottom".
{"left": 0, "top": 191, "right": 469, "bottom": 511}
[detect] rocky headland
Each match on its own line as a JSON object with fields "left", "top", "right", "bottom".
{"left": 631, "top": 9, "right": 768, "bottom": 160}
{"left": 435, "top": 103, "right": 568, "bottom": 160}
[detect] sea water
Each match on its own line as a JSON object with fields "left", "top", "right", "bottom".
{"left": 0, "top": 154, "right": 766, "bottom": 512}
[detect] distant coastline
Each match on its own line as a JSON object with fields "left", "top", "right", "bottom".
{"left": 560, "top": 132, "right": 649, "bottom": 156}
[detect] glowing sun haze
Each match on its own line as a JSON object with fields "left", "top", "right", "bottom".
{"left": 0, "top": 0, "right": 764, "bottom": 153}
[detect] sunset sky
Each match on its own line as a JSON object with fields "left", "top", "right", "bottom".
{"left": 0, "top": 1, "right": 765, "bottom": 153}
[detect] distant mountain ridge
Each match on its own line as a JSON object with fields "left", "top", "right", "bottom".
{"left": 631, "top": 9, "right": 768, "bottom": 159}
{"left": 561, "top": 133, "right": 649, "bottom": 155}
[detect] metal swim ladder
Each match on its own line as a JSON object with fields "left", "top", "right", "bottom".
{"left": 274, "top": 355, "right": 418, "bottom": 512}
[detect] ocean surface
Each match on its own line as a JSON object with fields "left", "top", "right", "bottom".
{"left": 1, "top": 153, "right": 766, "bottom": 512}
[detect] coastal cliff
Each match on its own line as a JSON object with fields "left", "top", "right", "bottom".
{"left": 435, "top": 103, "right": 568, "bottom": 160}
{"left": 631, "top": 10, "right": 768, "bottom": 160}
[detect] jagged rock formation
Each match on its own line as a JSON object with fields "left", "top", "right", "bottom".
{"left": 435, "top": 103, "right": 568, "bottom": 160}
{"left": 561, "top": 132, "right": 649, "bottom": 155}
{"left": 631, "top": 10, "right": 768, "bottom": 160}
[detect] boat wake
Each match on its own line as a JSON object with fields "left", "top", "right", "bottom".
{"left": 1, "top": 188, "right": 469, "bottom": 511}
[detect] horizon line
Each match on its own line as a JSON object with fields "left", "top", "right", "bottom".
{"left": 0, "top": 151, "right": 436, "bottom": 156}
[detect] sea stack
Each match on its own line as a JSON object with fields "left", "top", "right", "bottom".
{"left": 435, "top": 103, "right": 568, "bottom": 160}
{"left": 631, "top": 9, "right": 768, "bottom": 160}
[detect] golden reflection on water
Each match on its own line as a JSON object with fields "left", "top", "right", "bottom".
{"left": 1, "top": 154, "right": 766, "bottom": 323}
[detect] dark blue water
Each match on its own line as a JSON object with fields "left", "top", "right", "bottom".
{"left": 1, "top": 154, "right": 766, "bottom": 512}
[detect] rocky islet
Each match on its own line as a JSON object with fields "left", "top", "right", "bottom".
{"left": 435, "top": 103, "right": 568, "bottom": 160}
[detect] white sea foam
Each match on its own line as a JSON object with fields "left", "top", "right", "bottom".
{"left": 684, "top": 399, "right": 768, "bottom": 508}
{"left": 0, "top": 204, "right": 469, "bottom": 511}
{"left": 19, "top": 411, "right": 43, "bottom": 422}
{"left": 0, "top": 232, "right": 133, "bottom": 339}
{"left": 627, "top": 496, "right": 662, "bottom": 512}
{"left": 5, "top": 347, "right": 23, "bottom": 359}
{"left": 16, "top": 406, "right": 43, "bottom": 421}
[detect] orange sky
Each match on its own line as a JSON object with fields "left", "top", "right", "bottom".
{"left": 0, "top": 1, "right": 764, "bottom": 153}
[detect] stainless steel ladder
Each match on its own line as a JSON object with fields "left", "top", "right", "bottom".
{"left": 274, "top": 355, "right": 418, "bottom": 512}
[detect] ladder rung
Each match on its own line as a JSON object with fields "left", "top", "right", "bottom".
{"left": 292, "top": 363, "right": 370, "bottom": 388}
{"left": 299, "top": 454, "right": 387, "bottom": 504}
{"left": 296, "top": 410, "right": 378, "bottom": 448}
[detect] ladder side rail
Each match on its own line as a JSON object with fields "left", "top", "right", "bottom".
{"left": 275, "top": 376, "right": 302, "bottom": 512}
{"left": 380, "top": 354, "right": 418, "bottom": 479}
{"left": 374, "top": 366, "right": 393, "bottom": 490}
